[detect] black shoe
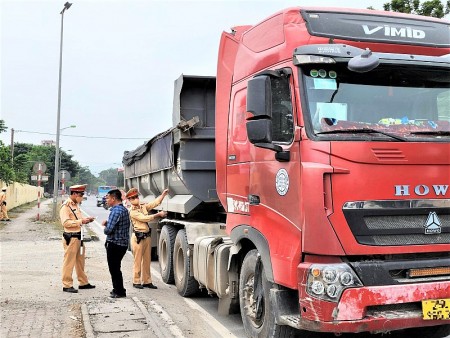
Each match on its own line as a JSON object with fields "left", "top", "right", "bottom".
{"left": 143, "top": 283, "right": 157, "bottom": 289}
{"left": 63, "top": 287, "right": 78, "bottom": 293}
{"left": 109, "top": 291, "right": 126, "bottom": 298}
{"left": 4, "top": 219, "right": 10, "bottom": 221}
{"left": 133, "top": 284, "right": 143, "bottom": 289}
{"left": 79, "top": 283, "right": 95, "bottom": 289}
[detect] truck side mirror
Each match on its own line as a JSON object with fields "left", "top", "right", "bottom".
{"left": 247, "top": 119, "right": 273, "bottom": 144}
{"left": 245, "top": 73, "right": 290, "bottom": 162}
{"left": 247, "top": 76, "right": 272, "bottom": 117}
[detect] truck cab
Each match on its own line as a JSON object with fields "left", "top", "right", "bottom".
{"left": 216, "top": 7, "right": 450, "bottom": 337}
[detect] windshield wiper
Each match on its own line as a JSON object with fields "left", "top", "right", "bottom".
{"left": 317, "top": 128, "right": 407, "bottom": 142}
{"left": 410, "top": 131, "right": 450, "bottom": 136}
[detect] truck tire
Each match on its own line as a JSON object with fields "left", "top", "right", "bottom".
{"left": 400, "top": 325, "right": 450, "bottom": 338}
{"left": 239, "top": 249, "right": 297, "bottom": 338}
{"left": 159, "top": 224, "right": 177, "bottom": 284}
{"left": 173, "top": 229, "right": 199, "bottom": 297}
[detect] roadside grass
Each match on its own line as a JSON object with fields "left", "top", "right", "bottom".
{"left": 8, "top": 198, "right": 63, "bottom": 232}
{"left": 0, "top": 201, "right": 42, "bottom": 231}
{"left": 5, "top": 197, "right": 99, "bottom": 240}
{"left": 8, "top": 200, "right": 38, "bottom": 216}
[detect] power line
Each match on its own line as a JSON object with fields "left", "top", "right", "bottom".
{"left": 14, "top": 129, "right": 148, "bottom": 140}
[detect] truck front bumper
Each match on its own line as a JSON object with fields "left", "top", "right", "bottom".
{"left": 297, "top": 280, "right": 450, "bottom": 333}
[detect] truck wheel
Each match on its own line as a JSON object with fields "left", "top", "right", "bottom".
{"left": 239, "top": 249, "right": 296, "bottom": 338}
{"left": 401, "top": 325, "right": 450, "bottom": 338}
{"left": 173, "top": 229, "right": 199, "bottom": 297}
{"left": 158, "top": 224, "right": 177, "bottom": 284}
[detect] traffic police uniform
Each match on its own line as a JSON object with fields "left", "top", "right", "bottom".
{"left": 0, "top": 187, "right": 10, "bottom": 221}
{"left": 60, "top": 184, "right": 95, "bottom": 292}
{"left": 127, "top": 188, "right": 164, "bottom": 288}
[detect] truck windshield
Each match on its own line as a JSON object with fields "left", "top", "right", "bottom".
{"left": 301, "top": 63, "right": 450, "bottom": 142}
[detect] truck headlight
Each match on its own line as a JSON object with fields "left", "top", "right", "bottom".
{"left": 310, "top": 281, "right": 325, "bottom": 295}
{"left": 307, "top": 264, "right": 362, "bottom": 302}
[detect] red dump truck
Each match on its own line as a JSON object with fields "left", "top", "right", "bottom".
{"left": 123, "top": 6, "right": 450, "bottom": 337}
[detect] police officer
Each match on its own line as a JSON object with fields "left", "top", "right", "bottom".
{"left": 0, "top": 187, "right": 10, "bottom": 221}
{"left": 127, "top": 187, "right": 168, "bottom": 289}
{"left": 60, "top": 184, "right": 96, "bottom": 293}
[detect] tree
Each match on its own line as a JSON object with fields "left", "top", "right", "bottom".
{"left": 0, "top": 142, "right": 14, "bottom": 183}
{"left": 9, "top": 142, "right": 81, "bottom": 193}
{"left": 12, "top": 154, "right": 30, "bottom": 183}
{"left": 0, "top": 120, "right": 14, "bottom": 184}
{"left": 99, "top": 168, "right": 120, "bottom": 187}
{"left": 0, "top": 120, "right": 102, "bottom": 191}
{"left": 0, "top": 120, "right": 7, "bottom": 133}
{"left": 383, "top": 0, "right": 450, "bottom": 18}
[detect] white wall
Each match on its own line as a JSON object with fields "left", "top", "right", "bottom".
{"left": 0, "top": 181, "right": 44, "bottom": 209}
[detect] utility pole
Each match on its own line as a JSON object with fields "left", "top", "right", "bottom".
{"left": 10, "top": 128, "right": 14, "bottom": 164}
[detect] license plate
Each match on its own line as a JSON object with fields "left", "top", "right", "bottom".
{"left": 422, "top": 299, "right": 450, "bottom": 320}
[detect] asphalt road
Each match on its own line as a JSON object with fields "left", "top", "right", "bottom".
{"left": 81, "top": 195, "right": 247, "bottom": 338}
{"left": 80, "top": 195, "right": 449, "bottom": 338}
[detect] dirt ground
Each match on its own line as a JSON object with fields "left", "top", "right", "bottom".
{"left": 0, "top": 200, "right": 101, "bottom": 337}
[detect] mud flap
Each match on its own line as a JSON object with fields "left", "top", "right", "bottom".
{"left": 254, "top": 254, "right": 264, "bottom": 322}
{"left": 270, "top": 288, "right": 301, "bottom": 329}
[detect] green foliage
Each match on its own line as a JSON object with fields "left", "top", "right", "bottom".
{"left": 383, "top": 0, "right": 450, "bottom": 17}
{"left": 117, "top": 170, "right": 124, "bottom": 188}
{"left": 99, "top": 168, "right": 121, "bottom": 187}
{"left": 0, "top": 140, "right": 15, "bottom": 183}
{"left": 0, "top": 119, "right": 116, "bottom": 191}
{"left": 0, "top": 120, "right": 14, "bottom": 184}
{"left": 72, "top": 166, "right": 103, "bottom": 192}
{"left": 0, "top": 120, "right": 7, "bottom": 133}
{"left": 12, "top": 154, "right": 30, "bottom": 183}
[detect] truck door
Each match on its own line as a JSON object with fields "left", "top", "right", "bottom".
{"left": 246, "top": 69, "right": 302, "bottom": 287}
{"left": 226, "top": 86, "right": 251, "bottom": 216}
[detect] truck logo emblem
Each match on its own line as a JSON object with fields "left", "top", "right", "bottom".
{"left": 394, "top": 185, "right": 449, "bottom": 196}
{"left": 424, "top": 212, "right": 442, "bottom": 235}
{"left": 362, "top": 25, "right": 425, "bottom": 39}
{"left": 275, "top": 169, "right": 289, "bottom": 196}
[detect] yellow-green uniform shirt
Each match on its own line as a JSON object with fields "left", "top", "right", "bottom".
{"left": 60, "top": 198, "right": 83, "bottom": 232}
{"left": 129, "top": 200, "right": 161, "bottom": 233}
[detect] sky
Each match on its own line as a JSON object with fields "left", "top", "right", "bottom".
{"left": 1, "top": 0, "right": 392, "bottom": 176}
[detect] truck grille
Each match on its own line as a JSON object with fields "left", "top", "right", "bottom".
{"left": 367, "top": 215, "right": 450, "bottom": 245}
{"left": 343, "top": 199, "right": 450, "bottom": 246}
{"left": 371, "top": 233, "right": 450, "bottom": 245}
{"left": 365, "top": 214, "right": 450, "bottom": 230}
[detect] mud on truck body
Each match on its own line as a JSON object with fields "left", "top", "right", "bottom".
{"left": 123, "top": 6, "right": 450, "bottom": 338}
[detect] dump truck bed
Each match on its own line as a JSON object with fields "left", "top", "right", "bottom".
{"left": 123, "top": 75, "right": 218, "bottom": 216}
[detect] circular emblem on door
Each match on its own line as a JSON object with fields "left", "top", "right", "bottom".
{"left": 275, "top": 169, "right": 289, "bottom": 196}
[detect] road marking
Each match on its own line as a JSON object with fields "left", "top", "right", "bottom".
{"left": 150, "top": 267, "right": 237, "bottom": 337}
{"left": 147, "top": 299, "right": 186, "bottom": 337}
{"left": 183, "top": 298, "right": 238, "bottom": 337}
{"left": 87, "top": 219, "right": 106, "bottom": 242}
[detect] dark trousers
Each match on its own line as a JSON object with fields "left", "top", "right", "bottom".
{"left": 105, "top": 241, "right": 128, "bottom": 296}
